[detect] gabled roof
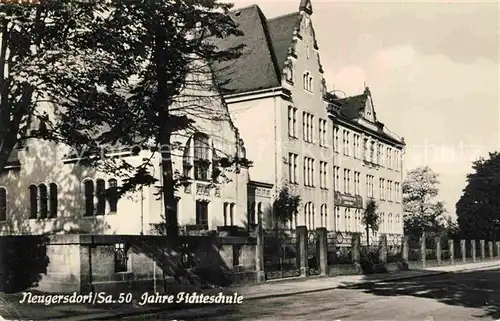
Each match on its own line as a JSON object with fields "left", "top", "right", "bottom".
{"left": 326, "top": 88, "right": 405, "bottom": 145}
{"left": 211, "top": 5, "right": 301, "bottom": 95}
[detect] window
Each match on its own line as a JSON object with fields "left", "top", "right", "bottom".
{"left": 388, "top": 213, "right": 393, "bottom": 233}
{"left": 387, "top": 147, "right": 392, "bottom": 170}
{"left": 318, "top": 118, "right": 327, "bottom": 146}
{"left": 0, "top": 187, "right": 6, "bottom": 221}
{"left": 290, "top": 211, "right": 298, "bottom": 230}
{"left": 96, "top": 179, "right": 106, "bottom": 215}
{"left": 303, "top": 71, "right": 313, "bottom": 92}
{"left": 380, "top": 179, "right": 385, "bottom": 200}
{"left": 334, "top": 166, "right": 340, "bottom": 191}
{"left": 354, "top": 171, "right": 361, "bottom": 195}
{"left": 224, "top": 202, "right": 229, "bottom": 226}
{"left": 344, "top": 207, "right": 351, "bottom": 232}
{"left": 304, "top": 157, "right": 315, "bottom": 187}
{"left": 377, "top": 143, "right": 382, "bottom": 165}
{"left": 353, "top": 134, "right": 361, "bottom": 159}
{"left": 305, "top": 202, "right": 315, "bottom": 230}
{"left": 333, "top": 128, "right": 340, "bottom": 152}
{"left": 38, "top": 184, "right": 48, "bottom": 219}
{"left": 84, "top": 180, "right": 94, "bottom": 216}
{"left": 288, "top": 153, "right": 298, "bottom": 184}
{"left": 114, "top": 243, "right": 128, "bottom": 273}
{"left": 306, "top": 45, "right": 310, "bottom": 59}
{"left": 302, "top": 112, "right": 314, "bottom": 143}
{"left": 320, "top": 204, "right": 327, "bottom": 229}
{"left": 195, "top": 200, "right": 209, "bottom": 228}
{"left": 343, "top": 169, "right": 351, "bottom": 194}
{"left": 49, "top": 183, "right": 58, "bottom": 218}
{"left": 363, "top": 138, "right": 369, "bottom": 161}
{"left": 380, "top": 212, "right": 385, "bottom": 233}
{"left": 288, "top": 106, "right": 298, "bottom": 138}
{"left": 29, "top": 184, "right": 38, "bottom": 219}
{"left": 370, "top": 140, "right": 375, "bottom": 163}
{"left": 395, "top": 183, "right": 400, "bottom": 203}
{"left": 342, "top": 130, "right": 350, "bottom": 156}
{"left": 395, "top": 214, "right": 400, "bottom": 232}
{"left": 366, "top": 175, "right": 374, "bottom": 198}
{"left": 108, "top": 179, "right": 118, "bottom": 212}
{"left": 230, "top": 203, "right": 235, "bottom": 226}
{"left": 388, "top": 180, "right": 393, "bottom": 202}
{"left": 319, "top": 161, "right": 328, "bottom": 189}
{"left": 334, "top": 206, "right": 340, "bottom": 231}
{"left": 194, "top": 134, "right": 210, "bottom": 181}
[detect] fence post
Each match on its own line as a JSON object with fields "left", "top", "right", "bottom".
{"left": 435, "top": 235, "right": 441, "bottom": 265}
{"left": 497, "top": 241, "right": 500, "bottom": 257}
{"left": 460, "top": 239, "right": 466, "bottom": 263}
{"left": 350, "top": 232, "right": 360, "bottom": 263}
{"left": 420, "top": 232, "right": 426, "bottom": 268}
{"left": 449, "top": 239, "right": 454, "bottom": 264}
{"left": 296, "top": 226, "right": 308, "bottom": 277}
{"left": 471, "top": 240, "right": 476, "bottom": 263}
{"left": 316, "top": 228, "right": 328, "bottom": 276}
{"left": 489, "top": 241, "right": 494, "bottom": 260}
{"left": 480, "top": 240, "right": 485, "bottom": 261}
{"left": 255, "top": 221, "right": 265, "bottom": 283}
{"left": 402, "top": 235, "right": 409, "bottom": 263}
{"left": 379, "top": 234, "right": 388, "bottom": 270}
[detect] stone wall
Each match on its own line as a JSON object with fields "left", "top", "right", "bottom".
{"left": 0, "top": 234, "right": 258, "bottom": 294}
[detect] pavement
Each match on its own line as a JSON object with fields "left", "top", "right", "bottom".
{"left": 1, "top": 260, "right": 500, "bottom": 321}
{"left": 122, "top": 265, "right": 500, "bottom": 320}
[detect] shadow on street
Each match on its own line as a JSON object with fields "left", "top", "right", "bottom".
{"left": 350, "top": 269, "right": 500, "bottom": 319}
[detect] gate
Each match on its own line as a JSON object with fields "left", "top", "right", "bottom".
{"left": 263, "top": 231, "right": 300, "bottom": 280}
{"left": 308, "top": 230, "right": 320, "bottom": 275}
{"left": 387, "top": 235, "right": 403, "bottom": 263}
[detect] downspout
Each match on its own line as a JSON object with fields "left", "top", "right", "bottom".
{"left": 273, "top": 88, "right": 278, "bottom": 230}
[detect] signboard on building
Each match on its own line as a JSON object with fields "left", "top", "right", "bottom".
{"left": 334, "top": 192, "right": 363, "bottom": 208}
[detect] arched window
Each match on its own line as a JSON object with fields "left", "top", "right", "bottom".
{"left": 29, "top": 184, "right": 38, "bottom": 219}
{"left": 320, "top": 204, "right": 327, "bottom": 229}
{"left": 343, "top": 207, "right": 349, "bottom": 232}
{"left": 334, "top": 206, "right": 340, "bottom": 232}
{"left": 49, "top": 183, "right": 58, "bottom": 218}
{"left": 0, "top": 187, "right": 6, "bottom": 221}
{"left": 84, "top": 180, "right": 94, "bottom": 216}
{"left": 108, "top": 179, "right": 118, "bottom": 212}
{"left": 388, "top": 213, "right": 393, "bottom": 234}
{"left": 193, "top": 133, "right": 210, "bottom": 181}
{"left": 96, "top": 179, "right": 106, "bottom": 215}
{"left": 38, "top": 184, "right": 48, "bottom": 219}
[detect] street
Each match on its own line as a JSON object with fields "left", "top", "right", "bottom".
{"left": 122, "top": 268, "right": 500, "bottom": 320}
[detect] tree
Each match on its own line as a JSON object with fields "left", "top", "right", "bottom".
{"left": 362, "top": 198, "right": 380, "bottom": 246}
{"left": 272, "top": 186, "right": 300, "bottom": 230}
{"left": 39, "top": 0, "right": 245, "bottom": 238}
{"left": 403, "top": 166, "right": 447, "bottom": 239}
{"left": 456, "top": 152, "right": 500, "bottom": 240}
{"left": 0, "top": 2, "right": 108, "bottom": 174}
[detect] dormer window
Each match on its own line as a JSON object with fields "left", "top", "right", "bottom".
{"left": 306, "top": 45, "right": 310, "bottom": 59}
{"left": 303, "top": 71, "right": 313, "bottom": 92}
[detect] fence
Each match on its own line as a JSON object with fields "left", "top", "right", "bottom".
{"left": 262, "top": 230, "right": 300, "bottom": 280}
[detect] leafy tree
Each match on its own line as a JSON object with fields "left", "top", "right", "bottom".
{"left": 362, "top": 198, "right": 380, "bottom": 246}
{"left": 272, "top": 186, "right": 300, "bottom": 230}
{"left": 36, "top": 0, "right": 245, "bottom": 238}
{"left": 456, "top": 152, "right": 500, "bottom": 240}
{"left": 0, "top": 2, "right": 106, "bottom": 174}
{"left": 403, "top": 166, "right": 447, "bottom": 239}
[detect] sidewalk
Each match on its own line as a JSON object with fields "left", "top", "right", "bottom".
{"left": 2, "top": 260, "right": 500, "bottom": 321}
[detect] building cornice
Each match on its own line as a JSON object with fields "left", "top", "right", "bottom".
{"left": 223, "top": 87, "right": 290, "bottom": 104}
{"left": 331, "top": 114, "right": 404, "bottom": 148}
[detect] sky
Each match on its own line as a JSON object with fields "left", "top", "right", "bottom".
{"left": 230, "top": 0, "right": 500, "bottom": 217}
